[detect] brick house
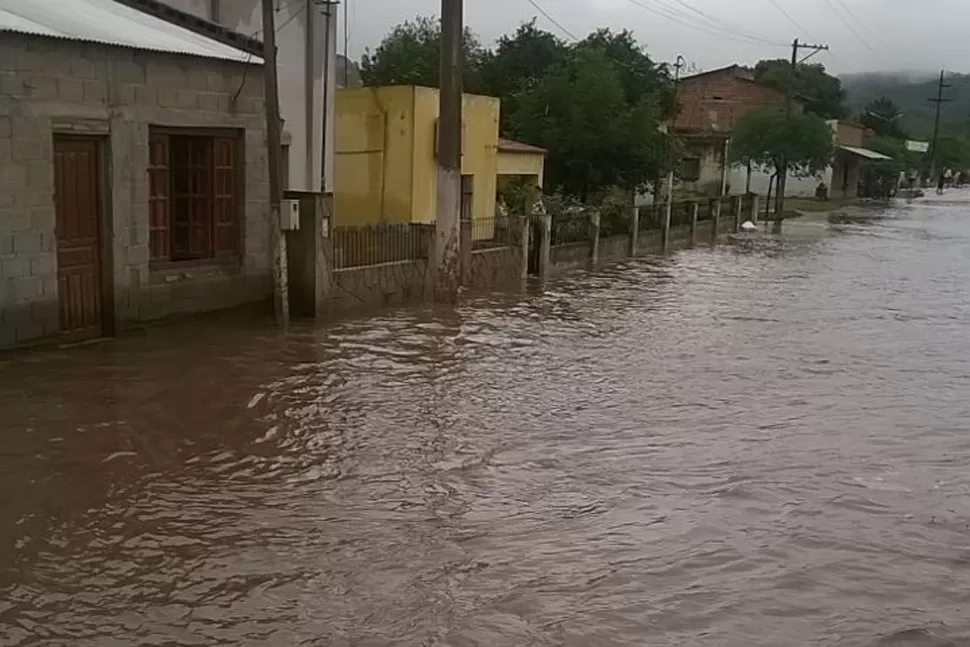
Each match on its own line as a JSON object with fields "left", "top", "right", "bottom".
{"left": 0, "top": 0, "right": 272, "bottom": 348}
{"left": 674, "top": 65, "right": 803, "bottom": 196}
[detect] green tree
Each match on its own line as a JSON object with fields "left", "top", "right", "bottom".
{"left": 864, "top": 135, "right": 915, "bottom": 197}
{"left": 860, "top": 96, "right": 906, "bottom": 138}
{"left": 753, "top": 59, "right": 847, "bottom": 119}
{"left": 359, "top": 16, "right": 487, "bottom": 92}
{"left": 507, "top": 47, "right": 673, "bottom": 199}
{"left": 931, "top": 133, "right": 970, "bottom": 171}
{"left": 480, "top": 20, "right": 568, "bottom": 132}
{"left": 730, "top": 108, "right": 835, "bottom": 181}
{"left": 572, "top": 29, "right": 676, "bottom": 118}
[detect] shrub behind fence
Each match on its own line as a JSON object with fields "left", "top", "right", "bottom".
{"left": 552, "top": 211, "right": 592, "bottom": 246}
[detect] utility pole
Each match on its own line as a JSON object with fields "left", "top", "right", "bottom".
{"left": 343, "top": 0, "right": 349, "bottom": 87}
{"left": 929, "top": 69, "right": 951, "bottom": 182}
{"left": 262, "top": 0, "right": 289, "bottom": 326}
{"left": 776, "top": 38, "right": 829, "bottom": 220}
{"left": 435, "top": 0, "right": 463, "bottom": 302}
{"left": 662, "top": 54, "right": 685, "bottom": 253}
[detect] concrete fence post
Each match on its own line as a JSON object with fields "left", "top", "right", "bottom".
{"left": 459, "top": 218, "right": 472, "bottom": 287}
{"left": 519, "top": 214, "right": 530, "bottom": 282}
{"left": 629, "top": 205, "right": 639, "bottom": 257}
{"left": 589, "top": 210, "right": 601, "bottom": 265}
{"left": 539, "top": 213, "right": 552, "bottom": 281}
{"left": 689, "top": 201, "right": 699, "bottom": 246}
{"left": 749, "top": 194, "right": 759, "bottom": 223}
{"left": 732, "top": 195, "right": 743, "bottom": 232}
{"left": 661, "top": 201, "right": 671, "bottom": 254}
{"left": 710, "top": 197, "right": 720, "bottom": 242}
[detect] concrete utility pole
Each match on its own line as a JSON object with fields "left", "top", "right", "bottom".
{"left": 434, "top": 0, "right": 463, "bottom": 302}
{"left": 662, "top": 54, "right": 686, "bottom": 254}
{"left": 262, "top": 0, "right": 289, "bottom": 326}
{"left": 776, "top": 38, "right": 828, "bottom": 220}
{"left": 929, "top": 69, "right": 951, "bottom": 182}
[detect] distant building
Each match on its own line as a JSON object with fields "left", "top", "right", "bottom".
{"left": 674, "top": 64, "right": 889, "bottom": 200}
{"left": 333, "top": 86, "right": 545, "bottom": 227}
{"left": 674, "top": 64, "right": 803, "bottom": 197}
{"left": 336, "top": 54, "right": 363, "bottom": 89}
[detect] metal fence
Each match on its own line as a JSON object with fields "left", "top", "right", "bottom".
{"left": 552, "top": 211, "right": 593, "bottom": 246}
{"left": 332, "top": 223, "right": 433, "bottom": 270}
{"left": 637, "top": 203, "right": 664, "bottom": 231}
{"left": 467, "top": 216, "right": 520, "bottom": 250}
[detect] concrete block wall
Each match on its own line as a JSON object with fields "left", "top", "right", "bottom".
{"left": 467, "top": 247, "right": 523, "bottom": 290}
{"left": 0, "top": 33, "right": 271, "bottom": 347}
{"left": 327, "top": 261, "right": 432, "bottom": 315}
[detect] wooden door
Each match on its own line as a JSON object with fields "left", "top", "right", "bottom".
{"left": 54, "top": 137, "right": 103, "bottom": 338}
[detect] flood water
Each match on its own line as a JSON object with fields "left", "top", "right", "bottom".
{"left": 4, "top": 194, "right": 970, "bottom": 646}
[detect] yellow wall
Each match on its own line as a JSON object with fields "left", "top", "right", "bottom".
{"left": 497, "top": 151, "right": 545, "bottom": 187}
{"left": 335, "top": 85, "right": 502, "bottom": 226}
{"left": 334, "top": 86, "right": 416, "bottom": 225}
{"left": 411, "top": 88, "right": 500, "bottom": 224}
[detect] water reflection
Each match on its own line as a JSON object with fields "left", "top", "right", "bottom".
{"left": 3, "top": 196, "right": 970, "bottom": 645}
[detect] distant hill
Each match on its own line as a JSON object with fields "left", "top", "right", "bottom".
{"left": 841, "top": 72, "right": 970, "bottom": 138}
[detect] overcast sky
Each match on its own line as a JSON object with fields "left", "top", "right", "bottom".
{"left": 342, "top": 0, "right": 960, "bottom": 76}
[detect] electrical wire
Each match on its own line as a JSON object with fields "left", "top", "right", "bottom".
{"left": 826, "top": 0, "right": 909, "bottom": 66}
{"left": 625, "top": 0, "right": 786, "bottom": 47}
{"left": 526, "top": 0, "right": 579, "bottom": 41}
{"left": 659, "top": 0, "right": 779, "bottom": 44}
{"left": 764, "top": 0, "right": 817, "bottom": 41}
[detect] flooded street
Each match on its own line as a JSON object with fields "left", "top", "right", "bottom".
{"left": 4, "top": 195, "right": 970, "bottom": 646}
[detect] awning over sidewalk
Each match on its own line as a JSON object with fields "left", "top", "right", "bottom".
{"left": 839, "top": 145, "right": 892, "bottom": 161}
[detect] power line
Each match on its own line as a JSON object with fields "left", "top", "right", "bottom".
{"left": 625, "top": 0, "right": 786, "bottom": 47}
{"left": 825, "top": 0, "right": 908, "bottom": 67}
{"left": 527, "top": 0, "right": 579, "bottom": 41}
{"left": 660, "top": 0, "right": 777, "bottom": 44}
{"left": 821, "top": 0, "right": 878, "bottom": 56}
{"left": 764, "top": 0, "right": 817, "bottom": 42}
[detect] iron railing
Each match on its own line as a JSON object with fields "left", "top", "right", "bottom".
{"left": 467, "top": 216, "right": 520, "bottom": 250}
{"left": 552, "top": 211, "right": 592, "bottom": 246}
{"left": 332, "top": 223, "right": 433, "bottom": 270}
{"left": 637, "top": 203, "right": 663, "bottom": 231}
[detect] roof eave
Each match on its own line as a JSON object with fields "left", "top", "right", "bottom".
{"left": 111, "top": 0, "right": 263, "bottom": 57}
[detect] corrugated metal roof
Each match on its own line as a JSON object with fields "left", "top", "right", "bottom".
{"left": 498, "top": 138, "right": 547, "bottom": 155}
{"left": 0, "top": 0, "right": 261, "bottom": 64}
{"left": 840, "top": 145, "right": 892, "bottom": 161}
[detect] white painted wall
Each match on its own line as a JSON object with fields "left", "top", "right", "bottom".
{"left": 161, "top": 0, "right": 336, "bottom": 194}
{"left": 728, "top": 165, "right": 830, "bottom": 198}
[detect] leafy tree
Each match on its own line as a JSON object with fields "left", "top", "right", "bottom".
{"left": 480, "top": 20, "right": 568, "bottom": 132}
{"left": 860, "top": 96, "right": 906, "bottom": 138}
{"left": 359, "top": 16, "right": 487, "bottom": 92}
{"left": 507, "top": 47, "right": 673, "bottom": 199}
{"left": 930, "top": 134, "right": 970, "bottom": 171}
{"left": 730, "top": 108, "right": 835, "bottom": 180}
{"left": 753, "top": 59, "right": 847, "bottom": 120}
{"left": 864, "top": 135, "right": 915, "bottom": 197}
{"left": 572, "top": 29, "right": 676, "bottom": 118}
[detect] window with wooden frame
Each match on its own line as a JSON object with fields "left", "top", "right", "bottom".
{"left": 149, "top": 130, "right": 241, "bottom": 264}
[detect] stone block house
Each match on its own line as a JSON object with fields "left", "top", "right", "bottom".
{"left": 0, "top": 0, "right": 272, "bottom": 348}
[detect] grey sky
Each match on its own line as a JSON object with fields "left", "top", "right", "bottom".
{"left": 343, "top": 0, "right": 961, "bottom": 76}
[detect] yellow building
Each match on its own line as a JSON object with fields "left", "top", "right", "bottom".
{"left": 334, "top": 85, "right": 546, "bottom": 226}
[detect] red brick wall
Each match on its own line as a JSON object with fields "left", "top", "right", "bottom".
{"left": 675, "top": 70, "right": 789, "bottom": 133}
{"left": 836, "top": 122, "right": 866, "bottom": 147}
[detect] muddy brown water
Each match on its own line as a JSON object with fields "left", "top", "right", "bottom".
{"left": 3, "top": 196, "right": 970, "bottom": 646}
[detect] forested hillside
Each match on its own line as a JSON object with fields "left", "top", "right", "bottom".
{"left": 842, "top": 72, "right": 970, "bottom": 138}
